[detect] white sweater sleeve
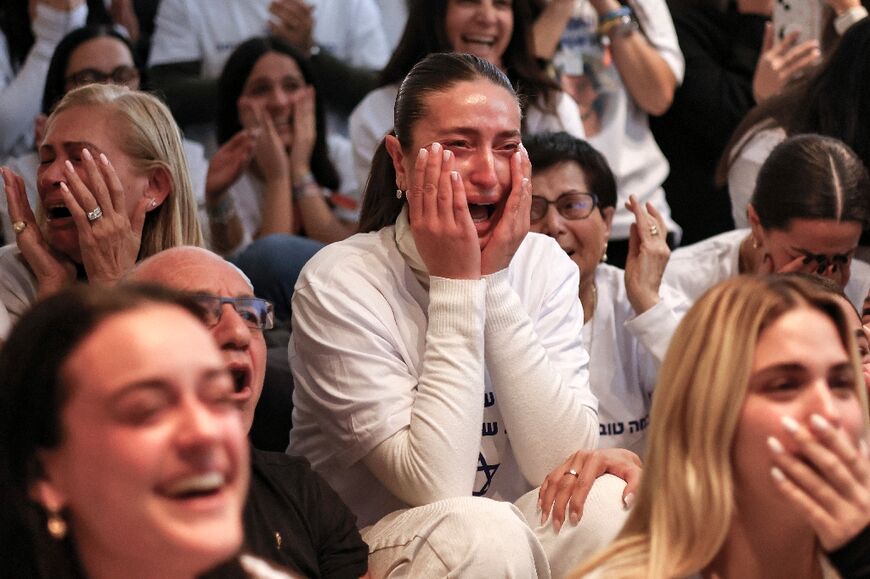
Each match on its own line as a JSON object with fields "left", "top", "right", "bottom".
{"left": 301, "top": 276, "right": 487, "bottom": 506}
{"left": 483, "top": 267, "right": 599, "bottom": 487}
{"left": 0, "top": 3, "right": 86, "bottom": 158}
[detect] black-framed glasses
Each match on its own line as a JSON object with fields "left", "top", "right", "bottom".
{"left": 530, "top": 192, "right": 599, "bottom": 222}
{"left": 66, "top": 66, "right": 140, "bottom": 88}
{"left": 190, "top": 294, "right": 275, "bottom": 330}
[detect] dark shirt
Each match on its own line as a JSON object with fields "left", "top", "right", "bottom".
{"left": 829, "top": 524, "right": 870, "bottom": 579}
{"left": 243, "top": 448, "right": 368, "bottom": 579}
{"left": 650, "top": 2, "right": 767, "bottom": 244}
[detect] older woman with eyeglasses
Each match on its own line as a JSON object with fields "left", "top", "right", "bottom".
{"left": 527, "top": 132, "right": 685, "bottom": 458}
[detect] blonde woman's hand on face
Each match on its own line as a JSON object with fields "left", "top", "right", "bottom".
{"left": 768, "top": 414, "right": 870, "bottom": 551}
{"left": 480, "top": 145, "right": 532, "bottom": 276}
{"left": 2, "top": 167, "right": 75, "bottom": 298}
{"left": 407, "top": 143, "right": 481, "bottom": 280}
{"left": 753, "top": 25, "right": 821, "bottom": 102}
{"left": 624, "top": 195, "right": 670, "bottom": 315}
{"left": 206, "top": 129, "right": 256, "bottom": 200}
{"left": 289, "top": 86, "right": 317, "bottom": 179}
{"left": 239, "top": 98, "right": 290, "bottom": 185}
{"left": 537, "top": 448, "right": 642, "bottom": 533}
{"left": 61, "top": 149, "right": 152, "bottom": 287}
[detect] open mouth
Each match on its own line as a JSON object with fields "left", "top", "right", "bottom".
{"left": 46, "top": 204, "right": 72, "bottom": 220}
{"left": 562, "top": 247, "right": 575, "bottom": 257}
{"left": 159, "top": 472, "right": 226, "bottom": 501}
{"left": 227, "top": 362, "right": 253, "bottom": 406}
{"left": 468, "top": 202, "right": 497, "bottom": 223}
{"left": 462, "top": 35, "right": 497, "bottom": 48}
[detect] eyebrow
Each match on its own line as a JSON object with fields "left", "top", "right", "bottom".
{"left": 436, "top": 127, "right": 522, "bottom": 140}
{"left": 39, "top": 141, "right": 105, "bottom": 155}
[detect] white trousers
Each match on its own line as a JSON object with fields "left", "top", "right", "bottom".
{"left": 363, "top": 474, "right": 629, "bottom": 578}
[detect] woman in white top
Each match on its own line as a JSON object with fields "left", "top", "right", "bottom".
{"left": 291, "top": 52, "right": 633, "bottom": 578}
{"left": 665, "top": 134, "right": 870, "bottom": 312}
{"left": 526, "top": 131, "right": 685, "bottom": 457}
{"left": 575, "top": 274, "right": 870, "bottom": 578}
{"left": 349, "top": 0, "right": 586, "bottom": 196}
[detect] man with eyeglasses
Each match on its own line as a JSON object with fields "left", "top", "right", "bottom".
{"left": 130, "top": 246, "right": 370, "bottom": 578}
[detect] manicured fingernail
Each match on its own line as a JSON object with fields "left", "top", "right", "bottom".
{"left": 65, "top": 160, "right": 75, "bottom": 173}
{"left": 767, "top": 436, "right": 784, "bottom": 454}
{"left": 569, "top": 511, "right": 580, "bottom": 525}
{"left": 59, "top": 181, "right": 70, "bottom": 193}
{"left": 431, "top": 142, "right": 441, "bottom": 154}
{"left": 781, "top": 415, "right": 800, "bottom": 434}
{"left": 443, "top": 149, "right": 452, "bottom": 161}
{"left": 99, "top": 153, "right": 109, "bottom": 166}
{"left": 809, "top": 413, "right": 830, "bottom": 432}
{"left": 82, "top": 148, "right": 93, "bottom": 162}
{"left": 450, "top": 171, "right": 459, "bottom": 182}
{"left": 623, "top": 492, "right": 635, "bottom": 510}
{"left": 418, "top": 148, "right": 427, "bottom": 159}
{"left": 771, "top": 466, "right": 786, "bottom": 482}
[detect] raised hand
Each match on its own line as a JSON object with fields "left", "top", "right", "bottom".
{"left": 268, "top": 0, "right": 315, "bottom": 53}
{"left": 61, "top": 149, "right": 152, "bottom": 286}
{"left": 407, "top": 143, "right": 481, "bottom": 280}
{"left": 288, "top": 86, "right": 317, "bottom": 179}
{"left": 2, "top": 166, "right": 76, "bottom": 297}
{"left": 753, "top": 25, "right": 821, "bottom": 102}
{"left": 538, "top": 448, "right": 642, "bottom": 533}
{"left": 624, "top": 195, "right": 670, "bottom": 314}
{"left": 238, "top": 98, "right": 290, "bottom": 184}
{"left": 768, "top": 414, "right": 870, "bottom": 551}
{"left": 480, "top": 144, "right": 531, "bottom": 276}
{"left": 206, "top": 129, "right": 256, "bottom": 200}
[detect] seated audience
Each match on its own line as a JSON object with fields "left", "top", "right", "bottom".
{"left": 574, "top": 274, "right": 870, "bottom": 578}
{"left": 526, "top": 131, "right": 686, "bottom": 455}
{"left": 129, "top": 246, "right": 370, "bottom": 578}
{"left": 723, "top": 18, "right": 870, "bottom": 229}
{"left": 211, "top": 36, "right": 357, "bottom": 320}
{"left": 0, "top": 83, "right": 203, "bottom": 338}
{"left": 292, "top": 52, "right": 633, "bottom": 578}
{"left": 0, "top": 284, "right": 284, "bottom": 578}
{"left": 664, "top": 134, "right": 870, "bottom": 311}
{"left": 349, "top": 0, "right": 585, "bottom": 198}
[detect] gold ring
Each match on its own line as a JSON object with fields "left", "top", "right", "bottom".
{"left": 649, "top": 223, "right": 660, "bottom": 236}
{"left": 564, "top": 469, "right": 579, "bottom": 478}
{"left": 12, "top": 221, "right": 26, "bottom": 234}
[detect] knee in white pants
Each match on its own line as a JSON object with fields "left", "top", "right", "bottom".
{"left": 364, "top": 496, "right": 551, "bottom": 578}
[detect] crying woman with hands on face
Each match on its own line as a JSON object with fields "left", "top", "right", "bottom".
{"left": 0, "top": 83, "right": 202, "bottom": 339}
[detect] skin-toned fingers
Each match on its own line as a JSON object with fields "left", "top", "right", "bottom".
{"left": 62, "top": 159, "right": 100, "bottom": 220}
{"left": 421, "top": 143, "right": 442, "bottom": 224}
{"left": 776, "top": 254, "right": 814, "bottom": 275}
{"left": 779, "top": 41, "right": 821, "bottom": 79}
{"left": 79, "top": 148, "right": 113, "bottom": 212}
{"left": 2, "top": 167, "right": 37, "bottom": 224}
{"left": 407, "top": 147, "right": 428, "bottom": 224}
{"left": 780, "top": 414, "right": 870, "bottom": 491}
{"left": 129, "top": 192, "right": 153, "bottom": 238}
{"left": 438, "top": 149, "right": 457, "bottom": 227}
{"left": 762, "top": 22, "right": 774, "bottom": 53}
{"left": 769, "top": 465, "right": 846, "bottom": 550}
{"left": 98, "top": 153, "right": 128, "bottom": 217}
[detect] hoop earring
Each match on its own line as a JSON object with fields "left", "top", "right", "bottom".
{"left": 46, "top": 508, "right": 67, "bottom": 540}
{"left": 396, "top": 189, "right": 404, "bottom": 199}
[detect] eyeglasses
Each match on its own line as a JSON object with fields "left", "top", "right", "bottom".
{"left": 530, "top": 192, "right": 599, "bottom": 222}
{"left": 190, "top": 294, "right": 275, "bottom": 330}
{"left": 65, "top": 66, "right": 140, "bottom": 88}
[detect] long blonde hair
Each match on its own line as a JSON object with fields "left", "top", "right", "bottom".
{"left": 574, "top": 274, "right": 870, "bottom": 578}
{"left": 48, "top": 84, "right": 203, "bottom": 256}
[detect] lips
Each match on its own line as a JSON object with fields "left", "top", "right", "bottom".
{"left": 46, "top": 203, "right": 72, "bottom": 221}
{"left": 468, "top": 202, "right": 496, "bottom": 223}
{"left": 461, "top": 34, "right": 497, "bottom": 47}
{"left": 159, "top": 472, "right": 226, "bottom": 500}
{"left": 225, "top": 359, "right": 253, "bottom": 407}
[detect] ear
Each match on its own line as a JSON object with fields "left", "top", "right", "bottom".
{"left": 28, "top": 453, "right": 67, "bottom": 513}
{"left": 601, "top": 206, "right": 615, "bottom": 239}
{"left": 747, "top": 203, "right": 764, "bottom": 246}
{"left": 384, "top": 134, "right": 409, "bottom": 191}
{"left": 145, "top": 166, "right": 172, "bottom": 211}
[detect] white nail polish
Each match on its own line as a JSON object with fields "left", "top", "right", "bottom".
{"left": 767, "top": 436, "right": 785, "bottom": 454}
{"left": 781, "top": 415, "right": 800, "bottom": 434}
{"left": 771, "top": 466, "right": 786, "bottom": 482}
{"left": 623, "top": 492, "right": 635, "bottom": 510}
{"left": 99, "top": 153, "right": 109, "bottom": 166}
{"left": 809, "top": 413, "right": 830, "bottom": 432}
{"left": 443, "top": 149, "right": 452, "bottom": 161}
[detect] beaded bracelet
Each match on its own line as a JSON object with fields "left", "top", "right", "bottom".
{"left": 292, "top": 173, "right": 324, "bottom": 201}
{"left": 596, "top": 6, "right": 637, "bottom": 38}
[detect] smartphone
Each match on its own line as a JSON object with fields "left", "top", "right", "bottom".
{"left": 772, "top": 0, "right": 824, "bottom": 44}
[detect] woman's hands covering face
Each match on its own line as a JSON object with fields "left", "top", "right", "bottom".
{"left": 480, "top": 144, "right": 532, "bottom": 276}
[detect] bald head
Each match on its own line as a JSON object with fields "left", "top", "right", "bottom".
{"left": 129, "top": 246, "right": 266, "bottom": 433}
{"left": 130, "top": 246, "right": 253, "bottom": 291}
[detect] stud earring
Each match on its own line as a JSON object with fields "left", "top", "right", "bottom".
{"left": 600, "top": 242, "right": 608, "bottom": 263}
{"left": 46, "top": 508, "right": 67, "bottom": 540}
{"left": 751, "top": 236, "right": 760, "bottom": 249}
{"left": 396, "top": 189, "right": 404, "bottom": 199}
